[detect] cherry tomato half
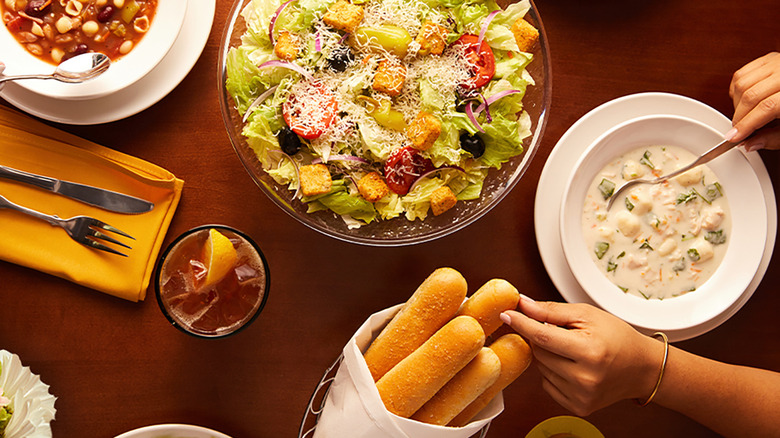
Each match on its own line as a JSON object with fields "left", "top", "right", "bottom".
{"left": 282, "top": 81, "right": 339, "bottom": 140}
{"left": 454, "top": 34, "right": 496, "bottom": 89}
{"left": 384, "top": 146, "right": 435, "bottom": 195}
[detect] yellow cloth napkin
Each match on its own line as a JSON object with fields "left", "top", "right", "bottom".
{"left": 0, "top": 105, "right": 184, "bottom": 301}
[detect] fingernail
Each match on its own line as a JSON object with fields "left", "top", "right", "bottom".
{"left": 519, "top": 294, "right": 535, "bottom": 303}
{"left": 500, "top": 312, "right": 512, "bottom": 325}
{"left": 724, "top": 127, "right": 738, "bottom": 141}
{"left": 746, "top": 142, "right": 765, "bottom": 152}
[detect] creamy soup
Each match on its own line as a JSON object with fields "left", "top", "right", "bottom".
{"left": 581, "top": 145, "right": 731, "bottom": 300}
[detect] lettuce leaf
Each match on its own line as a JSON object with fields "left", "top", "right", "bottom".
{"left": 303, "top": 181, "right": 377, "bottom": 223}
{"left": 480, "top": 110, "right": 531, "bottom": 168}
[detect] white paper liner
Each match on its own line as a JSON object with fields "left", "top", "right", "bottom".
{"left": 0, "top": 350, "right": 57, "bottom": 438}
{"left": 313, "top": 304, "right": 503, "bottom": 438}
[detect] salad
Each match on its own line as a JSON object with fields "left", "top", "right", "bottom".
{"left": 226, "top": 0, "right": 539, "bottom": 227}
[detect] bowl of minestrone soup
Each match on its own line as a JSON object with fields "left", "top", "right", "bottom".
{"left": 0, "top": 0, "right": 186, "bottom": 100}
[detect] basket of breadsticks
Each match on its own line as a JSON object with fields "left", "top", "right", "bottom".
{"left": 300, "top": 267, "right": 532, "bottom": 438}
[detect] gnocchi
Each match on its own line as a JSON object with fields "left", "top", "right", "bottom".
{"left": 582, "top": 145, "right": 730, "bottom": 300}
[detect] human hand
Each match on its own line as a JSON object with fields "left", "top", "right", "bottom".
{"left": 499, "top": 297, "right": 664, "bottom": 416}
{"left": 728, "top": 52, "right": 780, "bottom": 150}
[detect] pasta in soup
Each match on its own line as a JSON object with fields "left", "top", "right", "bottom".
{"left": 581, "top": 144, "right": 730, "bottom": 300}
{"left": 1, "top": 0, "right": 157, "bottom": 64}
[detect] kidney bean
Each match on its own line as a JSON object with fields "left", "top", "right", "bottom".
{"left": 71, "top": 44, "right": 89, "bottom": 56}
{"left": 97, "top": 5, "right": 116, "bottom": 23}
{"left": 24, "top": 0, "right": 51, "bottom": 17}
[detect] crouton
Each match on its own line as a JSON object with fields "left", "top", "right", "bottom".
{"left": 357, "top": 172, "right": 390, "bottom": 202}
{"left": 299, "top": 164, "right": 332, "bottom": 197}
{"left": 406, "top": 111, "right": 441, "bottom": 151}
{"left": 274, "top": 31, "right": 300, "bottom": 61}
{"left": 511, "top": 18, "right": 539, "bottom": 52}
{"left": 430, "top": 186, "right": 457, "bottom": 216}
{"left": 415, "top": 21, "right": 448, "bottom": 56}
{"left": 372, "top": 59, "right": 407, "bottom": 96}
{"left": 322, "top": 0, "right": 364, "bottom": 34}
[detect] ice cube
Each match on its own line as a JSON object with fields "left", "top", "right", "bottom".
{"left": 234, "top": 263, "right": 257, "bottom": 283}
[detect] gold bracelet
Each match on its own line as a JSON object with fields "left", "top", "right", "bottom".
{"left": 635, "top": 331, "right": 669, "bottom": 407}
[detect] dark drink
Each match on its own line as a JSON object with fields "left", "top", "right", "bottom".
{"left": 155, "top": 225, "right": 269, "bottom": 338}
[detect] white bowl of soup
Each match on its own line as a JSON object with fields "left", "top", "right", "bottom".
{"left": 0, "top": 0, "right": 185, "bottom": 100}
{"left": 560, "top": 114, "right": 767, "bottom": 332}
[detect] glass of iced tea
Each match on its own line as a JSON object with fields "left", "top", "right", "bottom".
{"left": 155, "top": 225, "right": 270, "bottom": 338}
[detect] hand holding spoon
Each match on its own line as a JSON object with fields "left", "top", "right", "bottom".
{"left": 606, "top": 124, "right": 772, "bottom": 210}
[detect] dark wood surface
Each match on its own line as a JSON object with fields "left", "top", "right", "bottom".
{"left": 1, "top": 1, "right": 779, "bottom": 437}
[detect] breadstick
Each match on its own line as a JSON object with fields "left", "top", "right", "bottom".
{"left": 448, "top": 334, "right": 532, "bottom": 427}
{"left": 364, "top": 267, "right": 468, "bottom": 381}
{"left": 376, "top": 315, "right": 485, "bottom": 418}
{"left": 411, "top": 347, "right": 501, "bottom": 425}
{"left": 457, "top": 279, "right": 520, "bottom": 337}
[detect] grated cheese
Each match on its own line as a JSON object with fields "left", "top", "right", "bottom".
{"left": 247, "top": 0, "right": 533, "bottom": 223}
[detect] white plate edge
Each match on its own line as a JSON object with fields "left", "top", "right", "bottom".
{"left": 533, "top": 92, "right": 777, "bottom": 341}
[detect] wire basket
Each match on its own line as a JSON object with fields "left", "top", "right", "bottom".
{"left": 298, "top": 354, "right": 491, "bottom": 438}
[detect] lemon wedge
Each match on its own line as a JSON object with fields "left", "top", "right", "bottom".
{"left": 203, "top": 228, "right": 238, "bottom": 287}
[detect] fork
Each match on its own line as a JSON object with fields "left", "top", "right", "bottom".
{"left": 0, "top": 194, "right": 134, "bottom": 257}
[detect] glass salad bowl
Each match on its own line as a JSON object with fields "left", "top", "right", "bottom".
{"left": 218, "top": 0, "right": 551, "bottom": 246}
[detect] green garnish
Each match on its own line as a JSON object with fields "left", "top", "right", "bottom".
{"left": 625, "top": 197, "right": 634, "bottom": 211}
{"left": 639, "top": 240, "right": 654, "bottom": 251}
{"left": 673, "top": 257, "right": 686, "bottom": 272}
{"left": 595, "top": 242, "right": 610, "bottom": 260}
{"left": 705, "top": 230, "right": 727, "bottom": 245}
{"left": 639, "top": 150, "right": 655, "bottom": 169}
{"left": 598, "top": 179, "right": 615, "bottom": 200}
{"left": 688, "top": 248, "right": 701, "bottom": 262}
{"left": 607, "top": 259, "right": 618, "bottom": 272}
{"left": 704, "top": 182, "right": 723, "bottom": 202}
{"left": 676, "top": 190, "right": 698, "bottom": 204}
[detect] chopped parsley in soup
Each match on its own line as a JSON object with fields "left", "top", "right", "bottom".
{"left": 582, "top": 144, "right": 730, "bottom": 300}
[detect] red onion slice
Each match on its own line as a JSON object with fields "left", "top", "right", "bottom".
{"left": 243, "top": 85, "right": 279, "bottom": 123}
{"left": 465, "top": 101, "right": 485, "bottom": 133}
{"left": 478, "top": 92, "right": 492, "bottom": 122}
{"left": 477, "top": 10, "right": 501, "bottom": 48}
{"left": 259, "top": 60, "right": 314, "bottom": 81}
{"left": 473, "top": 89, "right": 523, "bottom": 114}
{"left": 269, "top": 0, "right": 294, "bottom": 45}
{"left": 312, "top": 154, "right": 371, "bottom": 165}
{"left": 409, "top": 166, "right": 466, "bottom": 193}
{"left": 271, "top": 149, "right": 302, "bottom": 199}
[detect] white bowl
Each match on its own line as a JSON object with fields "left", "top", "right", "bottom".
{"left": 0, "top": 0, "right": 186, "bottom": 100}
{"left": 560, "top": 114, "right": 767, "bottom": 331}
{"left": 113, "top": 424, "right": 232, "bottom": 438}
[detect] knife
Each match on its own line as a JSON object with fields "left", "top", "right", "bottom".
{"left": 0, "top": 165, "right": 154, "bottom": 214}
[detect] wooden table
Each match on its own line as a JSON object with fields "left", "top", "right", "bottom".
{"left": 1, "top": 1, "right": 778, "bottom": 436}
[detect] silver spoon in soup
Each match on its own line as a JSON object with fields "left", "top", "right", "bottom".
{"left": 0, "top": 52, "right": 110, "bottom": 84}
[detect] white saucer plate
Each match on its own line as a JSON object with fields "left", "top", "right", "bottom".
{"left": 0, "top": 0, "right": 186, "bottom": 101}
{"left": 113, "top": 423, "right": 232, "bottom": 438}
{"left": 0, "top": 0, "right": 215, "bottom": 125}
{"left": 534, "top": 92, "right": 777, "bottom": 341}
